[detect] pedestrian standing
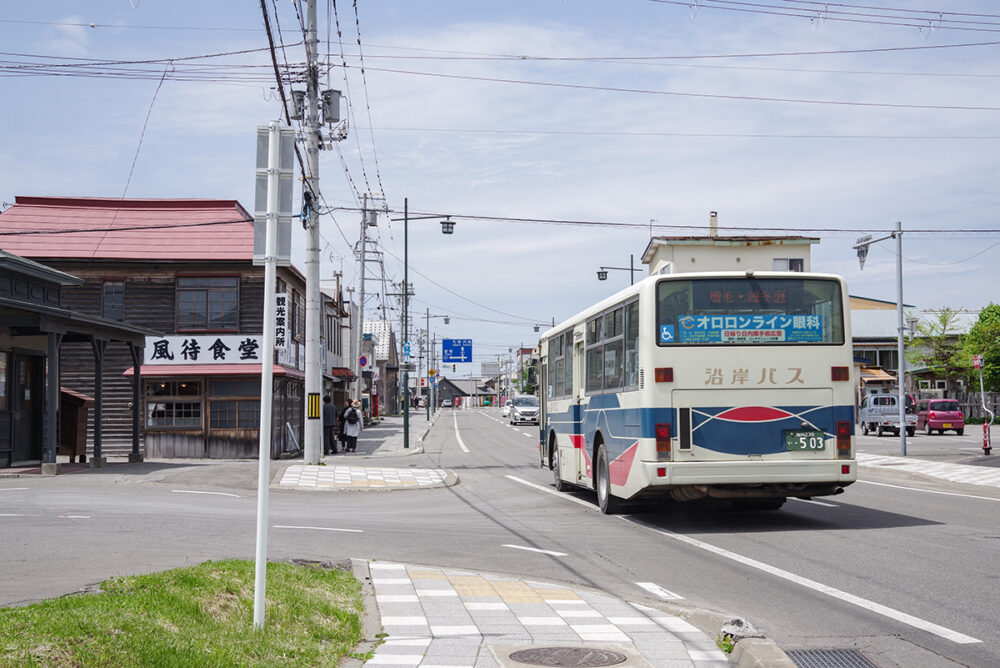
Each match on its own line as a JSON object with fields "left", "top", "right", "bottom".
{"left": 341, "top": 399, "right": 362, "bottom": 453}
{"left": 322, "top": 395, "right": 338, "bottom": 455}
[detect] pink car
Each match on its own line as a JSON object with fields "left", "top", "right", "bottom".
{"left": 917, "top": 399, "right": 965, "bottom": 435}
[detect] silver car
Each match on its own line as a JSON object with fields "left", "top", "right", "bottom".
{"left": 509, "top": 394, "right": 539, "bottom": 425}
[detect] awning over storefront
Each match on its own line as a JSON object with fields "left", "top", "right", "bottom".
{"left": 860, "top": 367, "right": 896, "bottom": 383}
{"left": 123, "top": 363, "right": 305, "bottom": 379}
{"left": 329, "top": 366, "right": 356, "bottom": 380}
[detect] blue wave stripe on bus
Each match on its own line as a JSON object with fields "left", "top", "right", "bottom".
{"left": 546, "top": 400, "right": 853, "bottom": 457}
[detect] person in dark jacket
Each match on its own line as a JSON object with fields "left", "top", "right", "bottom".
{"left": 322, "top": 395, "right": 338, "bottom": 455}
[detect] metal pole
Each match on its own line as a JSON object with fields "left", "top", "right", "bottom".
{"left": 253, "top": 121, "right": 281, "bottom": 630}
{"left": 302, "top": 0, "right": 322, "bottom": 464}
{"left": 426, "top": 308, "right": 431, "bottom": 421}
{"left": 356, "top": 195, "right": 368, "bottom": 402}
{"left": 403, "top": 199, "right": 409, "bottom": 448}
{"left": 895, "top": 221, "right": 907, "bottom": 456}
{"left": 630, "top": 254, "right": 634, "bottom": 286}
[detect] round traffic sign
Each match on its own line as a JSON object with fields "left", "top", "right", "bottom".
{"left": 359, "top": 355, "right": 369, "bottom": 368}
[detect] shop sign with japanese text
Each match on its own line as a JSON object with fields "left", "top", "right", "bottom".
{"left": 144, "top": 335, "right": 264, "bottom": 365}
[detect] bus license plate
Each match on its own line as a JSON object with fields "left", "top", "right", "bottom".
{"left": 785, "top": 430, "right": 826, "bottom": 451}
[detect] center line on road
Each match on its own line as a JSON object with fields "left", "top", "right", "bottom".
{"left": 0, "top": 488, "right": 29, "bottom": 492}
{"left": 628, "top": 518, "right": 981, "bottom": 645}
{"left": 171, "top": 490, "right": 240, "bottom": 498}
{"left": 453, "top": 411, "right": 470, "bottom": 453}
{"left": 273, "top": 525, "right": 363, "bottom": 533}
{"left": 503, "top": 544, "right": 567, "bottom": 557}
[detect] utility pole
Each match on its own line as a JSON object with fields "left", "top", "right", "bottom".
{"left": 303, "top": 0, "right": 322, "bottom": 464}
{"left": 355, "top": 195, "right": 371, "bottom": 402}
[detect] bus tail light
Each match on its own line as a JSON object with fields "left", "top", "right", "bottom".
{"left": 831, "top": 366, "right": 850, "bottom": 381}
{"left": 655, "top": 368, "right": 673, "bottom": 383}
{"left": 655, "top": 423, "right": 671, "bottom": 455}
{"left": 836, "top": 421, "right": 851, "bottom": 458}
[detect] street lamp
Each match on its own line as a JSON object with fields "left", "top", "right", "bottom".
{"left": 596, "top": 254, "right": 643, "bottom": 285}
{"left": 854, "top": 222, "right": 909, "bottom": 456}
{"left": 392, "top": 199, "right": 455, "bottom": 449}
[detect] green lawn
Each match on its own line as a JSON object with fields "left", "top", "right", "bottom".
{"left": 0, "top": 560, "right": 365, "bottom": 667}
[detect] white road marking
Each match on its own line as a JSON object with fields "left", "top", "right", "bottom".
{"left": 171, "top": 489, "right": 240, "bottom": 498}
{"left": 273, "top": 525, "right": 363, "bottom": 533}
{"left": 636, "top": 581, "right": 685, "bottom": 600}
{"left": 503, "top": 544, "right": 567, "bottom": 557}
{"left": 629, "top": 519, "right": 981, "bottom": 645}
{"left": 452, "top": 411, "right": 470, "bottom": 453}
{"left": 790, "top": 498, "right": 838, "bottom": 507}
{"left": 858, "top": 480, "right": 1000, "bottom": 502}
{"left": 0, "top": 488, "right": 29, "bottom": 492}
{"left": 522, "top": 432, "right": 535, "bottom": 438}
{"left": 59, "top": 515, "right": 91, "bottom": 519}
{"left": 0, "top": 513, "right": 26, "bottom": 517}
{"left": 505, "top": 475, "right": 595, "bottom": 509}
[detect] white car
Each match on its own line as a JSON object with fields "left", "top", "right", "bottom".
{"left": 509, "top": 394, "right": 539, "bottom": 425}
{"left": 441, "top": 399, "right": 452, "bottom": 408}
{"left": 502, "top": 403, "right": 511, "bottom": 418}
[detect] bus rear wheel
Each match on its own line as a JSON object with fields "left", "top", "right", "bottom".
{"left": 595, "top": 444, "right": 621, "bottom": 515}
{"left": 552, "top": 442, "right": 569, "bottom": 492}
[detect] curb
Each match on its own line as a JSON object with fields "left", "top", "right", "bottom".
{"left": 652, "top": 602, "right": 795, "bottom": 667}
{"left": 344, "top": 559, "right": 382, "bottom": 668}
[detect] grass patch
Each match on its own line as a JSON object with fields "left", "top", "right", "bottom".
{"left": 0, "top": 560, "right": 364, "bottom": 667}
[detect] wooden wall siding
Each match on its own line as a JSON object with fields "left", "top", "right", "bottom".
{"left": 207, "top": 432, "right": 259, "bottom": 459}
{"left": 60, "top": 340, "right": 137, "bottom": 457}
{"left": 145, "top": 431, "right": 205, "bottom": 458}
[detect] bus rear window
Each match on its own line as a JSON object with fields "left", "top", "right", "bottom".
{"left": 656, "top": 277, "right": 844, "bottom": 346}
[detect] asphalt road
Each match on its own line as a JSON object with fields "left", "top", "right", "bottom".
{"left": 2, "top": 410, "right": 998, "bottom": 668}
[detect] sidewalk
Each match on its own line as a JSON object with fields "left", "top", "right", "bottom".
{"left": 349, "top": 560, "right": 738, "bottom": 668}
{"left": 275, "top": 413, "right": 450, "bottom": 491}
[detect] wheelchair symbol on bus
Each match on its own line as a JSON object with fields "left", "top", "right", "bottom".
{"left": 660, "top": 325, "right": 675, "bottom": 343}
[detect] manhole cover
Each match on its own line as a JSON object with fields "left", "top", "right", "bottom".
{"left": 786, "top": 648, "right": 878, "bottom": 668}
{"left": 509, "top": 647, "right": 627, "bottom": 667}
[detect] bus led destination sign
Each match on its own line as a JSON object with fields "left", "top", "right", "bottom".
{"left": 675, "top": 314, "right": 823, "bottom": 344}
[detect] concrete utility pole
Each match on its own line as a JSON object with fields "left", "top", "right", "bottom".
{"left": 303, "top": 0, "right": 322, "bottom": 464}
{"left": 355, "top": 195, "right": 374, "bottom": 402}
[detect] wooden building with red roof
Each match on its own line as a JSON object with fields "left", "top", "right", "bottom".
{"left": 0, "top": 196, "right": 351, "bottom": 460}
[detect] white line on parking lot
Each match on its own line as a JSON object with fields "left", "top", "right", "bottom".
{"left": 171, "top": 490, "right": 240, "bottom": 498}
{"left": 636, "top": 581, "right": 685, "bottom": 600}
{"left": 503, "top": 544, "right": 567, "bottom": 557}
{"left": 629, "top": 518, "right": 981, "bottom": 645}
{"left": 273, "top": 525, "right": 363, "bottom": 533}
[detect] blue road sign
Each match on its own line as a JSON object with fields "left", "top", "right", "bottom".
{"left": 403, "top": 341, "right": 411, "bottom": 359}
{"left": 442, "top": 338, "right": 472, "bottom": 363}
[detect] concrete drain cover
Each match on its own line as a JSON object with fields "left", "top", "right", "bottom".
{"left": 509, "top": 647, "right": 628, "bottom": 667}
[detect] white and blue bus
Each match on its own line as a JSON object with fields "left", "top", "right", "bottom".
{"left": 538, "top": 271, "right": 855, "bottom": 513}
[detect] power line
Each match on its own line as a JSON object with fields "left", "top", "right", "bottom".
{"left": 350, "top": 64, "right": 1000, "bottom": 112}
{"left": 648, "top": 0, "right": 1000, "bottom": 32}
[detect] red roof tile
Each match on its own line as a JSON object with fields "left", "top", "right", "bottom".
{"left": 0, "top": 196, "right": 253, "bottom": 261}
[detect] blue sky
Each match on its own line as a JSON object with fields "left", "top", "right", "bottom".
{"left": 2, "top": 1, "right": 999, "bottom": 371}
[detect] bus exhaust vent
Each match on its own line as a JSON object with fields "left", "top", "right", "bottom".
{"left": 639, "top": 368, "right": 645, "bottom": 389}
{"left": 786, "top": 649, "right": 877, "bottom": 668}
